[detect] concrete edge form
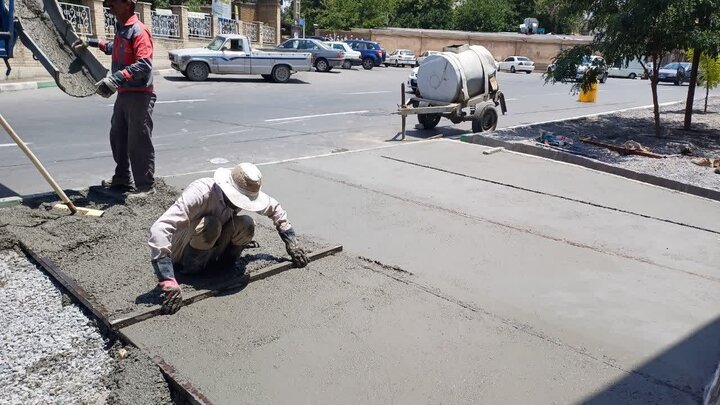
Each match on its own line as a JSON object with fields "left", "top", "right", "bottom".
{"left": 13, "top": 239, "right": 215, "bottom": 405}
{"left": 110, "top": 245, "right": 344, "bottom": 330}
{"left": 460, "top": 134, "right": 720, "bottom": 202}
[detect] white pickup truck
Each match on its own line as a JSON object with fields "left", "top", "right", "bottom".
{"left": 168, "top": 35, "right": 313, "bottom": 83}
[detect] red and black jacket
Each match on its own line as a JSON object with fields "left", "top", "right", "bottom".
{"left": 98, "top": 15, "right": 153, "bottom": 93}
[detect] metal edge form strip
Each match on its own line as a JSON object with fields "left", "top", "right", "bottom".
{"left": 110, "top": 244, "right": 344, "bottom": 330}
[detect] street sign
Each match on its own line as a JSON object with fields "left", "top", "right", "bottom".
{"left": 299, "top": 18, "right": 305, "bottom": 26}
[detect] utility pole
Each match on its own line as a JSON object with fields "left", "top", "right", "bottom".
{"left": 292, "top": 0, "right": 301, "bottom": 39}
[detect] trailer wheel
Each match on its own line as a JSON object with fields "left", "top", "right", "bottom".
{"left": 186, "top": 62, "right": 209, "bottom": 81}
{"left": 271, "top": 65, "right": 291, "bottom": 83}
{"left": 418, "top": 113, "right": 441, "bottom": 129}
{"left": 472, "top": 106, "right": 498, "bottom": 133}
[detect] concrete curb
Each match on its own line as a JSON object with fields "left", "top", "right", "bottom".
{"left": 0, "top": 68, "right": 175, "bottom": 94}
{"left": 460, "top": 134, "right": 720, "bottom": 202}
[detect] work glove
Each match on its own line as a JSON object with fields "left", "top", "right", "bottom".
{"left": 279, "top": 228, "right": 309, "bottom": 268}
{"left": 94, "top": 71, "right": 124, "bottom": 98}
{"left": 158, "top": 278, "right": 183, "bottom": 315}
{"left": 152, "top": 256, "right": 183, "bottom": 314}
{"left": 71, "top": 37, "right": 99, "bottom": 51}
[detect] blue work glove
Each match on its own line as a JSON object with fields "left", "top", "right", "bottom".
{"left": 279, "top": 228, "right": 309, "bottom": 268}
{"left": 95, "top": 71, "right": 125, "bottom": 98}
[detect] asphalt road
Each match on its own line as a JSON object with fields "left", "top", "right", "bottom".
{"left": 0, "top": 66, "right": 708, "bottom": 196}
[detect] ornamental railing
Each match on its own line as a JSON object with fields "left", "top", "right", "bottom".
{"left": 241, "top": 21, "right": 257, "bottom": 42}
{"left": 58, "top": 2, "right": 93, "bottom": 35}
{"left": 151, "top": 9, "right": 179, "bottom": 38}
{"left": 103, "top": 9, "right": 139, "bottom": 38}
{"left": 187, "top": 12, "right": 211, "bottom": 38}
{"left": 261, "top": 25, "right": 275, "bottom": 44}
{"left": 218, "top": 17, "right": 238, "bottom": 35}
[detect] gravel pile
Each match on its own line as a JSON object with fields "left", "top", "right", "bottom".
{"left": 485, "top": 98, "right": 720, "bottom": 192}
{"left": 0, "top": 249, "right": 113, "bottom": 404}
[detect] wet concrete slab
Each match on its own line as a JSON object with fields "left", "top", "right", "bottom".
{"left": 160, "top": 139, "right": 719, "bottom": 400}
{"left": 122, "top": 252, "right": 694, "bottom": 404}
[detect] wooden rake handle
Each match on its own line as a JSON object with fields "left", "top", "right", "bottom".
{"left": 0, "top": 114, "right": 77, "bottom": 214}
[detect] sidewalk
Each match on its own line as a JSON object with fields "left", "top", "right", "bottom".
{"left": 0, "top": 68, "right": 175, "bottom": 94}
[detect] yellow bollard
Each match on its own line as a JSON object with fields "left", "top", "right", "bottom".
{"left": 578, "top": 82, "right": 599, "bottom": 102}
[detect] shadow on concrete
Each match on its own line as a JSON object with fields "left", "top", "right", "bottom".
{"left": 0, "top": 183, "right": 19, "bottom": 199}
{"left": 582, "top": 315, "right": 720, "bottom": 404}
{"left": 387, "top": 125, "right": 469, "bottom": 142}
{"left": 163, "top": 76, "right": 310, "bottom": 85}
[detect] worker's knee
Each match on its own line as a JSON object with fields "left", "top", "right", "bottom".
{"left": 189, "top": 215, "right": 222, "bottom": 250}
{"left": 230, "top": 215, "right": 255, "bottom": 246}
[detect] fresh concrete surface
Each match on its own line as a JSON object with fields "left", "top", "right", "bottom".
{"left": 131, "top": 139, "right": 720, "bottom": 402}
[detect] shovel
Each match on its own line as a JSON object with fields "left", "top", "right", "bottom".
{"left": 0, "top": 114, "right": 103, "bottom": 217}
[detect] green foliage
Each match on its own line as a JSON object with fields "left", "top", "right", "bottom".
{"left": 543, "top": 45, "right": 604, "bottom": 94}
{"left": 453, "top": 0, "right": 516, "bottom": 32}
{"left": 535, "top": 0, "right": 586, "bottom": 34}
{"left": 389, "top": 0, "right": 454, "bottom": 30}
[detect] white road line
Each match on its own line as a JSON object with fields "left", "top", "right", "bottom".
{"left": 505, "top": 98, "right": 518, "bottom": 101}
{"left": 198, "top": 128, "right": 251, "bottom": 139}
{"left": 0, "top": 143, "right": 30, "bottom": 148}
{"left": 344, "top": 91, "right": 393, "bottom": 95}
{"left": 105, "top": 99, "right": 207, "bottom": 107}
{"left": 264, "top": 110, "right": 369, "bottom": 122}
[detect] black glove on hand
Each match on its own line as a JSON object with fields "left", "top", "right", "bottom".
{"left": 279, "top": 228, "right": 309, "bottom": 268}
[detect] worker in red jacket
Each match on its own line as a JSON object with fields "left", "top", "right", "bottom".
{"left": 73, "top": 0, "right": 155, "bottom": 196}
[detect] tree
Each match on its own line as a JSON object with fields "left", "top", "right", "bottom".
{"left": 453, "top": 0, "right": 516, "bottom": 32}
{"left": 689, "top": 49, "right": 720, "bottom": 113}
{"left": 390, "top": 0, "right": 454, "bottom": 30}
{"left": 535, "top": 0, "right": 586, "bottom": 34}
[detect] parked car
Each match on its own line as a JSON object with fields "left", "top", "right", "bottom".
{"left": 608, "top": 58, "right": 646, "bottom": 79}
{"left": 658, "top": 62, "right": 693, "bottom": 85}
{"left": 168, "top": 35, "right": 313, "bottom": 82}
{"left": 276, "top": 38, "right": 345, "bottom": 72}
{"left": 345, "top": 40, "right": 387, "bottom": 70}
{"left": 407, "top": 66, "right": 418, "bottom": 92}
{"left": 325, "top": 41, "right": 361, "bottom": 69}
{"left": 416, "top": 50, "right": 440, "bottom": 66}
{"left": 576, "top": 55, "right": 608, "bottom": 83}
{"left": 498, "top": 56, "right": 535, "bottom": 74}
{"left": 386, "top": 49, "right": 417, "bottom": 67}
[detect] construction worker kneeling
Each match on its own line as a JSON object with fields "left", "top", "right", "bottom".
{"left": 148, "top": 163, "right": 309, "bottom": 314}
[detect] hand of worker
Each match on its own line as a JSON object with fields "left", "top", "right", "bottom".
{"left": 158, "top": 278, "right": 183, "bottom": 315}
{"left": 71, "top": 37, "right": 99, "bottom": 51}
{"left": 279, "top": 228, "right": 309, "bottom": 268}
{"left": 94, "top": 72, "right": 124, "bottom": 98}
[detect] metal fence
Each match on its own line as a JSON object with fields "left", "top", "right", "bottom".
{"left": 241, "top": 21, "right": 257, "bottom": 43}
{"left": 151, "top": 9, "right": 179, "bottom": 38}
{"left": 261, "top": 25, "right": 276, "bottom": 44}
{"left": 103, "top": 9, "right": 139, "bottom": 38}
{"left": 58, "top": 2, "right": 93, "bottom": 35}
{"left": 218, "top": 17, "right": 238, "bottom": 35}
{"left": 187, "top": 12, "right": 211, "bottom": 38}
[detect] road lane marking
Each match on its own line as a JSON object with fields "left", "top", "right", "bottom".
{"left": 344, "top": 91, "right": 393, "bottom": 95}
{"left": 264, "top": 110, "right": 369, "bottom": 122}
{"left": 105, "top": 99, "right": 207, "bottom": 107}
{"left": 198, "top": 128, "right": 251, "bottom": 139}
{"left": 0, "top": 143, "right": 30, "bottom": 148}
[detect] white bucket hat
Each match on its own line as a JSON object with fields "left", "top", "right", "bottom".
{"left": 214, "top": 163, "right": 270, "bottom": 212}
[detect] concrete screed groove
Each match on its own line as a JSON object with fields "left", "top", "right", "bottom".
{"left": 358, "top": 251, "right": 702, "bottom": 401}
{"left": 281, "top": 165, "right": 720, "bottom": 284}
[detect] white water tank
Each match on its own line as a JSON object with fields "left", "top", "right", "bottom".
{"left": 416, "top": 45, "right": 497, "bottom": 103}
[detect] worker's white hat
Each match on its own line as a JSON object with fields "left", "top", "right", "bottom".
{"left": 214, "top": 163, "right": 270, "bottom": 212}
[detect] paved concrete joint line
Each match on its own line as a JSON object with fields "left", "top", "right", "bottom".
{"left": 380, "top": 155, "right": 720, "bottom": 236}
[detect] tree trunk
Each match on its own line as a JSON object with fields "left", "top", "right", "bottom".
{"left": 706, "top": 85, "right": 710, "bottom": 113}
{"left": 683, "top": 49, "right": 702, "bottom": 129}
{"left": 650, "top": 55, "right": 661, "bottom": 136}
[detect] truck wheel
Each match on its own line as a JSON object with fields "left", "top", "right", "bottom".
{"left": 362, "top": 58, "right": 374, "bottom": 70}
{"left": 315, "top": 58, "right": 330, "bottom": 72}
{"left": 271, "top": 65, "right": 291, "bottom": 83}
{"left": 342, "top": 60, "right": 352, "bottom": 69}
{"left": 186, "top": 62, "right": 209, "bottom": 81}
{"left": 472, "top": 106, "right": 498, "bottom": 133}
{"left": 261, "top": 74, "right": 272, "bottom": 82}
{"left": 629, "top": 72, "right": 637, "bottom": 79}
{"left": 417, "top": 113, "right": 441, "bottom": 129}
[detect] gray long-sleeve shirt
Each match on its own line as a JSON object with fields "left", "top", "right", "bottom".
{"left": 149, "top": 178, "right": 291, "bottom": 260}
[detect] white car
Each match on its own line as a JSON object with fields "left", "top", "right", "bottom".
{"left": 407, "top": 66, "right": 419, "bottom": 93}
{"left": 325, "top": 41, "right": 361, "bottom": 69}
{"left": 416, "top": 50, "right": 441, "bottom": 66}
{"left": 498, "top": 56, "right": 535, "bottom": 74}
{"left": 608, "top": 58, "right": 646, "bottom": 79}
{"left": 386, "top": 49, "right": 417, "bottom": 67}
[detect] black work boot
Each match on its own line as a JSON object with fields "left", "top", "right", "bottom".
{"left": 101, "top": 178, "right": 135, "bottom": 193}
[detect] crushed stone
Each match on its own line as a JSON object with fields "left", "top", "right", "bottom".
{"left": 15, "top": 0, "right": 98, "bottom": 97}
{"left": 0, "top": 179, "right": 320, "bottom": 319}
{"left": 486, "top": 98, "right": 720, "bottom": 192}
